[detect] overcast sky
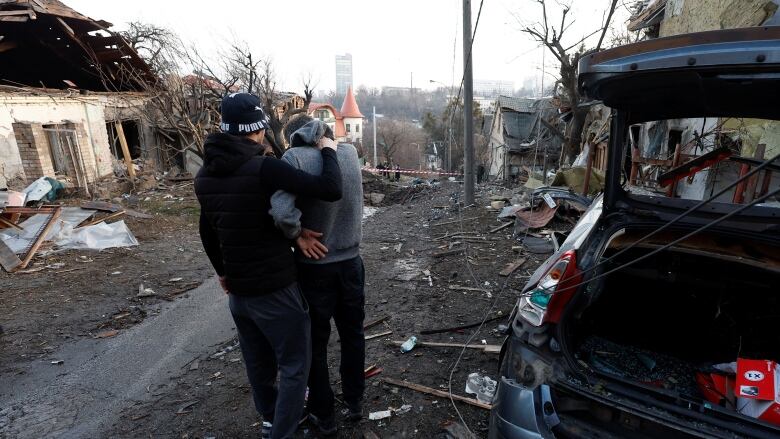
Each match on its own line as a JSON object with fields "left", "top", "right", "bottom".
{"left": 67, "top": 0, "right": 630, "bottom": 95}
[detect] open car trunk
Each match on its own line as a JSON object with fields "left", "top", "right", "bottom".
{"left": 563, "top": 229, "right": 780, "bottom": 433}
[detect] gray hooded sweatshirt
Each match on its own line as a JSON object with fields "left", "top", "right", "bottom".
{"left": 269, "top": 120, "right": 363, "bottom": 264}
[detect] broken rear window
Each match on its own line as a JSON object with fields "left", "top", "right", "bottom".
{"left": 623, "top": 117, "right": 780, "bottom": 208}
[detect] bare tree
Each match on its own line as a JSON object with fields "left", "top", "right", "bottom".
{"left": 119, "top": 22, "right": 223, "bottom": 165}
{"left": 377, "top": 119, "right": 417, "bottom": 164}
{"left": 520, "top": 0, "right": 619, "bottom": 165}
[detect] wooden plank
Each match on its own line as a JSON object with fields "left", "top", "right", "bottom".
{"left": 18, "top": 207, "right": 61, "bottom": 270}
{"left": 365, "top": 330, "right": 392, "bottom": 341}
{"left": 75, "top": 210, "right": 125, "bottom": 229}
{"left": 391, "top": 340, "right": 501, "bottom": 354}
{"left": 448, "top": 285, "right": 491, "bottom": 294}
{"left": 81, "top": 201, "right": 122, "bottom": 213}
{"left": 432, "top": 247, "right": 465, "bottom": 258}
{"left": 499, "top": 258, "right": 527, "bottom": 277}
{"left": 0, "top": 16, "right": 29, "bottom": 22}
{"left": 0, "top": 238, "right": 22, "bottom": 272}
{"left": 381, "top": 378, "right": 492, "bottom": 410}
{"left": 114, "top": 122, "right": 136, "bottom": 180}
{"left": 364, "top": 315, "right": 389, "bottom": 330}
{"left": 430, "top": 217, "right": 478, "bottom": 227}
{"left": 489, "top": 221, "right": 513, "bottom": 234}
{"left": 0, "top": 216, "right": 23, "bottom": 231}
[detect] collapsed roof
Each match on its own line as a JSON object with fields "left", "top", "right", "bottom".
{"left": 495, "top": 96, "right": 562, "bottom": 154}
{"left": 0, "top": 0, "right": 155, "bottom": 92}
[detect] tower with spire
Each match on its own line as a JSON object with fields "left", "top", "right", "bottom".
{"left": 340, "top": 86, "right": 364, "bottom": 144}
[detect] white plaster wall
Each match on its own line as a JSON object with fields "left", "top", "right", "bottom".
{"left": 0, "top": 105, "right": 26, "bottom": 185}
{"left": 0, "top": 95, "right": 113, "bottom": 184}
{"left": 343, "top": 117, "right": 363, "bottom": 143}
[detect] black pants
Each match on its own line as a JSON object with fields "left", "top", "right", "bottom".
{"left": 298, "top": 256, "right": 365, "bottom": 418}
{"left": 229, "top": 283, "right": 310, "bottom": 439}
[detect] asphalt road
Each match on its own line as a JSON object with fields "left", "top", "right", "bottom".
{"left": 0, "top": 276, "right": 235, "bottom": 439}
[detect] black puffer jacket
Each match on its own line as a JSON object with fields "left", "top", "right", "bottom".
{"left": 195, "top": 133, "right": 342, "bottom": 295}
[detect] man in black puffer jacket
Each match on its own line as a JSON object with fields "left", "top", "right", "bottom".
{"left": 195, "top": 93, "right": 342, "bottom": 439}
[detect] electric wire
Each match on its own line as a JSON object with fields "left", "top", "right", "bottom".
{"left": 533, "top": 151, "right": 780, "bottom": 295}
{"left": 522, "top": 185, "right": 780, "bottom": 302}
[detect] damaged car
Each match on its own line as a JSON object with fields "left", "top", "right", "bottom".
{"left": 490, "top": 27, "right": 780, "bottom": 438}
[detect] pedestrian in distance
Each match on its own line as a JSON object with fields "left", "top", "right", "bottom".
{"left": 271, "top": 115, "right": 366, "bottom": 436}
{"left": 194, "top": 93, "right": 343, "bottom": 439}
{"left": 394, "top": 164, "right": 401, "bottom": 182}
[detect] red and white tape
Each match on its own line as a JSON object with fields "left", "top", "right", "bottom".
{"left": 363, "top": 167, "right": 463, "bottom": 176}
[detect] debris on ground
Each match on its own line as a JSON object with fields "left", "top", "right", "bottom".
{"left": 464, "top": 373, "right": 497, "bottom": 403}
{"left": 400, "top": 336, "right": 418, "bottom": 353}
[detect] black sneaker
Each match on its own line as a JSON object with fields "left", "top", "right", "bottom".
{"left": 309, "top": 412, "right": 337, "bottom": 436}
{"left": 345, "top": 402, "right": 363, "bottom": 422}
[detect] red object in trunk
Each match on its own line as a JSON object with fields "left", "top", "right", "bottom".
{"left": 736, "top": 359, "right": 780, "bottom": 426}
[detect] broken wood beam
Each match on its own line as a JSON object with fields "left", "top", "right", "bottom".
{"left": 18, "top": 207, "right": 61, "bottom": 270}
{"left": 499, "top": 258, "right": 527, "bottom": 277}
{"left": 0, "top": 216, "right": 23, "bottom": 231}
{"left": 390, "top": 340, "right": 501, "bottom": 354}
{"left": 448, "top": 285, "right": 491, "bottom": 294}
{"left": 430, "top": 217, "right": 479, "bottom": 227}
{"left": 364, "top": 315, "right": 389, "bottom": 330}
{"left": 432, "top": 247, "right": 465, "bottom": 258}
{"left": 489, "top": 221, "right": 513, "bottom": 234}
{"left": 365, "top": 330, "right": 392, "bottom": 341}
{"left": 381, "top": 378, "right": 492, "bottom": 410}
{"left": 420, "top": 314, "right": 506, "bottom": 335}
{"left": 114, "top": 121, "right": 136, "bottom": 180}
{"left": 76, "top": 210, "right": 125, "bottom": 229}
{"left": 657, "top": 145, "right": 732, "bottom": 188}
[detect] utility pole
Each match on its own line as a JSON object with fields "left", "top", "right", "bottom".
{"left": 462, "top": 0, "right": 475, "bottom": 205}
{"left": 372, "top": 106, "right": 378, "bottom": 167}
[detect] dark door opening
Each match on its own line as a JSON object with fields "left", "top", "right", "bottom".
{"left": 107, "top": 120, "right": 142, "bottom": 160}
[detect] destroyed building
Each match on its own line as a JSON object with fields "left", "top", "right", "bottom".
{"left": 623, "top": 0, "right": 780, "bottom": 203}
{"left": 0, "top": 0, "right": 159, "bottom": 190}
{"left": 485, "top": 96, "right": 563, "bottom": 181}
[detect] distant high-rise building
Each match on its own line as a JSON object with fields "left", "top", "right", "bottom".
{"left": 473, "top": 79, "right": 514, "bottom": 99}
{"left": 335, "top": 53, "right": 353, "bottom": 98}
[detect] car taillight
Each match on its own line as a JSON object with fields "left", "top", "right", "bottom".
{"left": 518, "top": 250, "right": 582, "bottom": 326}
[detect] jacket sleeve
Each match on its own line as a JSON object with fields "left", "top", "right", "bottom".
{"left": 260, "top": 148, "right": 342, "bottom": 201}
{"left": 199, "top": 210, "right": 225, "bottom": 276}
{"left": 269, "top": 153, "right": 303, "bottom": 239}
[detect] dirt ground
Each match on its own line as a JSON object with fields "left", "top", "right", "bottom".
{"left": 1, "top": 176, "right": 553, "bottom": 438}
{"left": 0, "top": 181, "right": 213, "bottom": 374}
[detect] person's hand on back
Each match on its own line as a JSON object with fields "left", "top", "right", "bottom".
{"left": 296, "top": 228, "right": 328, "bottom": 260}
{"left": 317, "top": 137, "right": 338, "bottom": 151}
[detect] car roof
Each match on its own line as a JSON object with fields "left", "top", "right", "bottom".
{"left": 578, "top": 27, "right": 780, "bottom": 122}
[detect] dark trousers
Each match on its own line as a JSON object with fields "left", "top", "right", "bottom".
{"left": 229, "top": 283, "right": 311, "bottom": 439}
{"left": 298, "top": 256, "right": 365, "bottom": 418}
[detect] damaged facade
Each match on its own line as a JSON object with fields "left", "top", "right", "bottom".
{"left": 625, "top": 0, "right": 780, "bottom": 203}
{"left": 0, "top": 0, "right": 158, "bottom": 190}
{"left": 485, "top": 96, "right": 564, "bottom": 181}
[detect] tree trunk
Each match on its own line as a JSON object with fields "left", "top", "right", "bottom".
{"left": 563, "top": 107, "right": 588, "bottom": 166}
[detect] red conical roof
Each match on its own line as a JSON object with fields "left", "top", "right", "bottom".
{"left": 340, "top": 86, "right": 364, "bottom": 118}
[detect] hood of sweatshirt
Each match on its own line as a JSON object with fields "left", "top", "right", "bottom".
{"left": 290, "top": 120, "right": 335, "bottom": 148}
{"left": 202, "top": 132, "right": 263, "bottom": 176}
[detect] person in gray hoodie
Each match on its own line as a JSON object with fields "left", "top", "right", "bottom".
{"left": 269, "top": 116, "right": 364, "bottom": 436}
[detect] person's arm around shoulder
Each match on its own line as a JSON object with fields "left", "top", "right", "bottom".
{"left": 259, "top": 138, "right": 342, "bottom": 201}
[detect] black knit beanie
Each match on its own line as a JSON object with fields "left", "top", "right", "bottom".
{"left": 219, "top": 93, "right": 271, "bottom": 135}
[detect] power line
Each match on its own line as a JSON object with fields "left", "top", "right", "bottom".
{"left": 535, "top": 151, "right": 780, "bottom": 295}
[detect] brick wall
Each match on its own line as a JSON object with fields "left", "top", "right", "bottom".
{"left": 12, "top": 122, "right": 55, "bottom": 183}
{"left": 12, "top": 121, "right": 96, "bottom": 186}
